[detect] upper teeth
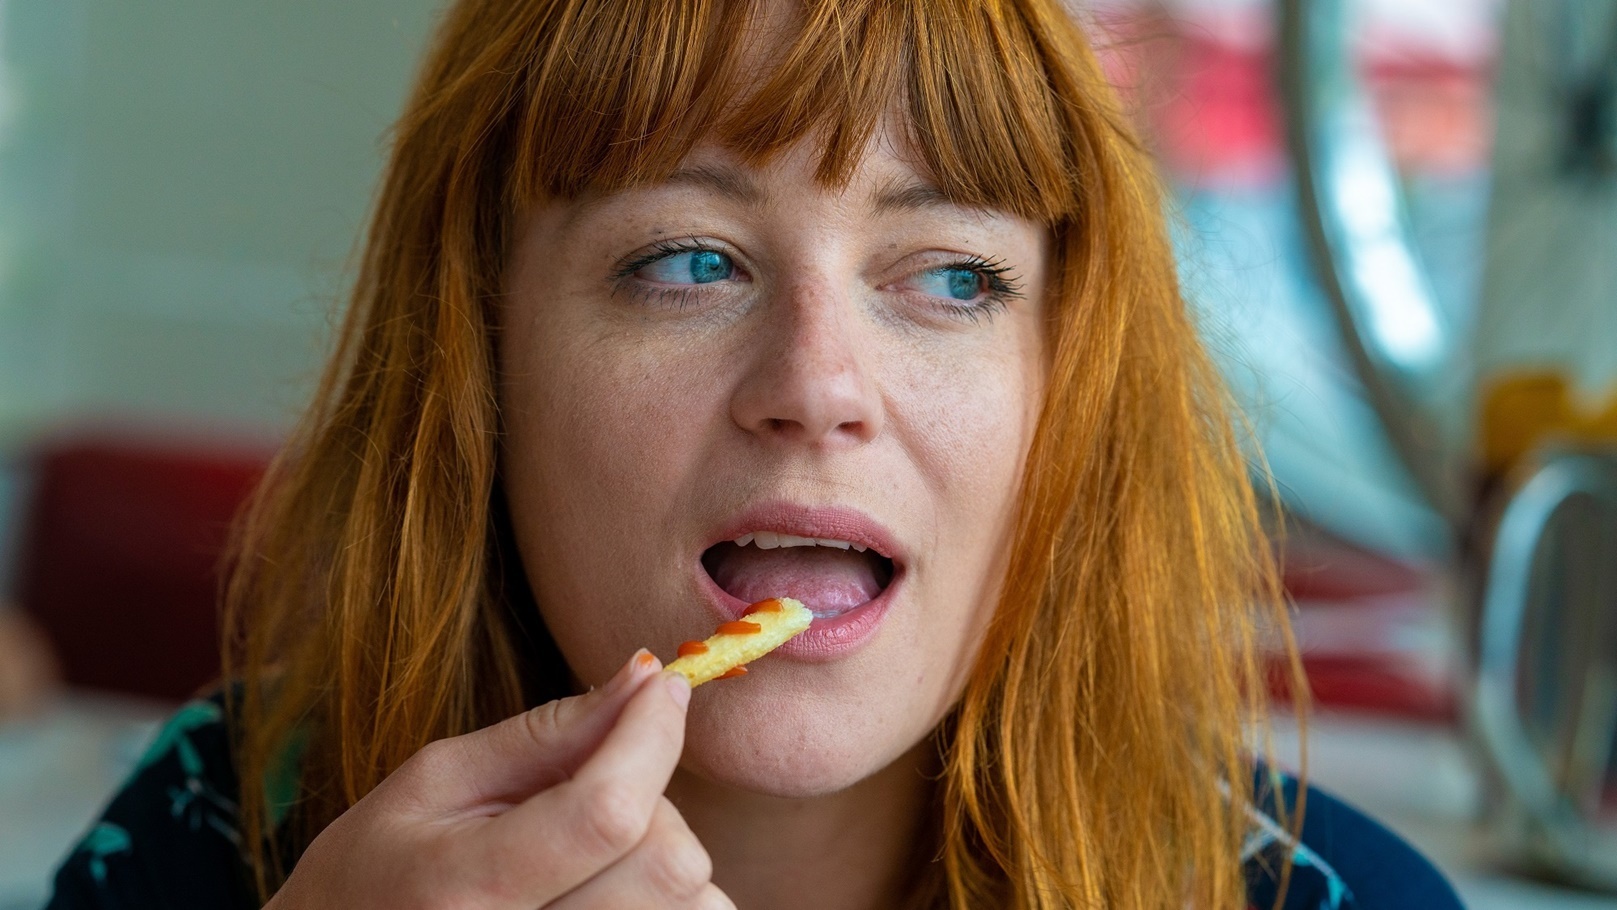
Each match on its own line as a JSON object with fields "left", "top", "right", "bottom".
{"left": 734, "top": 531, "right": 867, "bottom": 552}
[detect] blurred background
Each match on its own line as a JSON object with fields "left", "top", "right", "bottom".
{"left": 0, "top": 0, "right": 1614, "bottom": 907}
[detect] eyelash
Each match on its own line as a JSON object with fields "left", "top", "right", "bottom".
{"left": 934, "top": 255, "right": 1023, "bottom": 323}
{"left": 610, "top": 240, "right": 1024, "bottom": 321}
{"left": 610, "top": 239, "right": 720, "bottom": 311}
{"left": 610, "top": 239, "right": 713, "bottom": 282}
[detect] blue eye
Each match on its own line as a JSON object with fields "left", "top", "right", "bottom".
{"left": 638, "top": 249, "right": 734, "bottom": 285}
{"left": 915, "top": 267, "right": 984, "bottom": 301}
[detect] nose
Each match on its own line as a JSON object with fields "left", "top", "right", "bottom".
{"left": 729, "top": 278, "right": 883, "bottom": 448}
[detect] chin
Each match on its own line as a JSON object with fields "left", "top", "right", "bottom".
{"left": 678, "top": 688, "right": 911, "bottom": 798}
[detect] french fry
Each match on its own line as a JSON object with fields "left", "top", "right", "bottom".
{"left": 664, "top": 597, "right": 813, "bottom": 686}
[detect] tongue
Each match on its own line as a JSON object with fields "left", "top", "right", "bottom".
{"left": 706, "top": 544, "right": 884, "bottom": 615}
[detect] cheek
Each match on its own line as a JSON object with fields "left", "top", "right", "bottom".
{"left": 899, "top": 333, "right": 1044, "bottom": 688}
{"left": 897, "top": 332, "right": 1042, "bottom": 542}
{"left": 528, "top": 351, "right": 702, "bottom": 488}
{"left": 507, "top": 303, "right": 730, "bottom": 497}
{"left": 498, "top": 318, "right": 728, "bottom": 680}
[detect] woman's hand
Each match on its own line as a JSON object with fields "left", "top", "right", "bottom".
{"left": 268, "top": 651, "right": 732, "bottom": 909}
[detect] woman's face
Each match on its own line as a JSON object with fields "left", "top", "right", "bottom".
{"left": 500, "top": 126, "right": 1049, "bottom": 797}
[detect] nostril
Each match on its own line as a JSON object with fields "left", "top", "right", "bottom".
{"left": 754, "top": 416, "right": 871, "bottom": 443}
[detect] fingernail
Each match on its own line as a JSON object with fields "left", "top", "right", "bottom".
{"left": 606, "top": 649, "right": 655, "bottom": 694}
{"left": 664, "top": 671, "right": 691, "bottom": 709}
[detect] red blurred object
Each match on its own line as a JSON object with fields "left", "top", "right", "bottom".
{"left": 14, "top": 434, "right": 271, "bottom": 701}
{"left": 1270, "top": 526, "right": 1459, "bottom": 724}
{"left": 1154, "top": 32, "right": 1285, "bottom": 187}
{"left": 1093, "top": 12, "right": 1492, "bottom": 189}
{"left": 1278, "top": 531, "right": 1429, "bottom": 602}
{"left": 1269, "top": 653, "right": 1456, "bottom": 723}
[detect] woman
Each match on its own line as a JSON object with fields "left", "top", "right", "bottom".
{"left": 48, "top": 0, "right": 1461, "bottom": 907}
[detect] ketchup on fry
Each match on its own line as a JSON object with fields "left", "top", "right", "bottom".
{"left": 742, "top": 599, "right": 784, "bottom": 616}
{"left": 716, "top": 620, "right": 763, "bottom": 635}
{"left": 676, "top": 640, "right": 709, "bottom": 657}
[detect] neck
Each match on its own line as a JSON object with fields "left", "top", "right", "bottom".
{"left": 666, "top": 742, "right": 938, "bottom": 910}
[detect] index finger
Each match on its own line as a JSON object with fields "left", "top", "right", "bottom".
{"left": 569, "top": 669, "right": 692, "bottom": 793}
{"left": 468, "top": 670, "right": 692, "bottom": 901}
{"left": 385, "top": 649, "right": 659, "bottom": 816}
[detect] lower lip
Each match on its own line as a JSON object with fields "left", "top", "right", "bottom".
{"left": 695, "top": 566, "right": 900, "bottom": 662}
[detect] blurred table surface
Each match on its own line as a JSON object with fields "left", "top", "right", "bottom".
{"left": 0, "top": 691, "right": 169, "bottom": 910}
{"left": 2, "top": 692, "right": 1614, "bottom": 909}
{"left": 1267, "top": 710, "right": 1617, "bottom": 910}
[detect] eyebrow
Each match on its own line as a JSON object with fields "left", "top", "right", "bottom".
{"left": 869, "top": 177, "right": 962, "bottom": 216}
{"left": 664, "top": 164, "right": 766, "bottom": 205}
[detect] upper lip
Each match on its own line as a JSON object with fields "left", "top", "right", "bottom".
{"left": 706, "top": 502, "right": 904, "bottom": 563}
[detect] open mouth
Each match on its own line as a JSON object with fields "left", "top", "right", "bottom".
{"left": 701, "top": 532, "right": 897, "bottom": 619}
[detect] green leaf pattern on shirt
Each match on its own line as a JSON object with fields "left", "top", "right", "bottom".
{"left": 75, "top": 822, "right": 131, "bottom": 884}
{"left": 69, "top": 699, "right": 243, "bottom": 888}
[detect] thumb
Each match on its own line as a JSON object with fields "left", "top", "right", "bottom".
{"left": 393, "top": 649, "right": 663, "bottom": 814}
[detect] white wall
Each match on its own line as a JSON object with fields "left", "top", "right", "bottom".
{"left": 0, "top": 0, "right": 444, "bottom": 447}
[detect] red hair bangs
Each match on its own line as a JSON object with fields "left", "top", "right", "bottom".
{"left": 491, "top": 0, "right": 1089, "bottom": 226}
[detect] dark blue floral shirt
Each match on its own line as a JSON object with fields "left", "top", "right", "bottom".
{"left": 47, "top": 696, "right": 1463, "bottom": 909}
